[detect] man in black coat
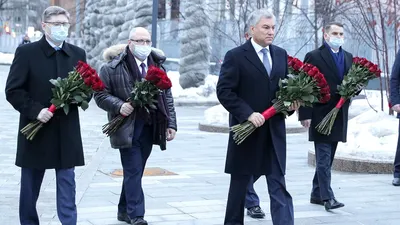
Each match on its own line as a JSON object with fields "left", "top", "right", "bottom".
{"left": 94, "top": 27, "right": 177, "bottom": 225}
{"left": 5, "top": 6, "right": 87, "bottom": 225}
{"left": 217, "top": 9, "right": 298, "bottom": 225}
{"left": 298, "top": 22, "right": 353, "bottom": 211}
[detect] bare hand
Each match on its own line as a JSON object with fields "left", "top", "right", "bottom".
{"left": 248, "top": 112, "right": 265, "bottom": 127}
{"left": 37, "top": 108, "right": 54, "bottom": 123}
{"left": 301, "top": 119, "right": 311, "bottom": 128}
{"left": 120, "top": 102, "right": 134, "bottom": 116}
{"left": 392, "top": 104, "right": 400, "bottom": 113}
{"left": 166, "top": 128, "right": 176, "bottom": 141}
{"left": 288, "top": 101, "right": 300, "bottom": 111}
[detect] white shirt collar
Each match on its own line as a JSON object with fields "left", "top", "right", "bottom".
{"left": 135, "top": 57, "right": 148, "bottom": 70}
{"left": 45, "top": 36, "right": 63, "bottom": 49}
{"left": 251, "top": 38, "right": 270, "bottom": 53}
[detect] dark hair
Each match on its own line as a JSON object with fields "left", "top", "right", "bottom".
{"left": 324, "top": 22, "right": 344, "bottom": 33}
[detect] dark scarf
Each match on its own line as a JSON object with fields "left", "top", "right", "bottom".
{"left": 324, "top": 41, "right": 345, "bottom": 80}
{"left": 125, "top": 46, "right": 170, "bottom": 150}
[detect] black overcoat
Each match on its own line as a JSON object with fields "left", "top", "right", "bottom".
{"left": 5, "top": 36, "right": 87, "bottom": 169}
{"left": 298, "top": 44, "right": 353, "bottom": 142}
{"left": 217, "top": 39, "right": 294, "bottom": 175}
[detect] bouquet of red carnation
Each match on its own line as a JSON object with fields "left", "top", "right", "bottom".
{"left": 231, "top": 56, "right": 330, "bottom": 145}
{"left": 20, "top": 61, "right": 104, "bottom": 140}
{"left": 102, "top": 66, "right": 172, "bottom": 136}
{"left": 316, "top": 57, "right": 381, "bottom": 135}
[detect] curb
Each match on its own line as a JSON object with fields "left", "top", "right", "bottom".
{"left": 0, "top": 63, "right": 11, "bottom": 66}
{"left": 308, "top": 150, "right": 392, "bottom": 174}
{"left": 174, "top": 101, "right": 219, "bottom": 107}
{"left": 198, "top": 123, "right": 307, "bottom": 134}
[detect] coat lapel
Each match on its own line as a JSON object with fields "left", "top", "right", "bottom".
{"left": 344, "top": 51, "right": 352, "bottom": 74}
{"left": 243, "top": 40, "right": 269, "bottom": 77}
{"left": 320, "top": 46, "right": 340, "bottom": 83}
{"left": 269, "top": 45, "right": 278, "bottom": 79}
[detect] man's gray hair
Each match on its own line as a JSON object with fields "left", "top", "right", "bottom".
{"left": 246, "top": 9, "right": 276, "bottom": 29}
{"left": 42, "top": 6, "right": 70, "bottom": 22}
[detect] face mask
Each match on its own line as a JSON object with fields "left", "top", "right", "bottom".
{"left": 132, "top": 45, "right": 151, "bottom": 61}
{"left": 328, "top": 36, "right": 344, "bottom": 49}
{"left": 46, "top": 25, "right": 68, "bottom": 43}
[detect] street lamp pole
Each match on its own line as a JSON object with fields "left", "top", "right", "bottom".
{"left": 151, "top": 0, "right": 158, "bottom": 47}
{"left": 76, "top": 0, "right": 81, "bottom": 38}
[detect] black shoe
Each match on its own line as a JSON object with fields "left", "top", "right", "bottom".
{"left": 246, "top": 206, "right": 265, "bottom": 218}
{"left": 310, "top": 197, "right": 324, "bottom": 206}
{"left": 324, "top": 199, "right": 345, "bottom": 211}
{"left": 117, "top": 212, "right": 130, "bottom": 224}
{"left": 131, "top": 217, "right": 148, "bottom": 225}
{"left": 392, "top": 178, "right": 400, "bottom": 186}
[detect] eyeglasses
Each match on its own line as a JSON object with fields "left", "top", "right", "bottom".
{"left": 130, "top": 39, "right": 152, "bottom": 45}
{"left": 45, "top": 22, "right": 70, "bottom": 28}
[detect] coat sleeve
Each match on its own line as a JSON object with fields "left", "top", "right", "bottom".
{"left": 93, "top": 65, "right": 125, "bottom": 114}
{"left": 165, "top": 88, "right": 177, "bottom": 131}
{"left": 5, "top": 46, "right": 44, "bottom": 120}
{"left": 216, "top": 50, "right": 253, "bottom": 123}
{"left": 390, "top": 50, "right": 400, "bottom": 105}
{"left": 298, "top": 52, "right": 313, "bottom": 121}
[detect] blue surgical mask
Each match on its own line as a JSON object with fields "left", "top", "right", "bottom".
{"left": 328, "top": 36, "right": 344, "bottom": 49}
{"left": 46, "top": 25, "right": 68, "bottom": 43}
{"left": 133, "top": 45, "right": 152, "bottom": 61}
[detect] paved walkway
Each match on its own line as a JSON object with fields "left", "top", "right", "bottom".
{"left": 0, "top": 65, "right": 399, "bottom": 225}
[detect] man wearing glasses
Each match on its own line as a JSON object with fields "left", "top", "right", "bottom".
{"left": 94, "top": 27, "right": 177, "bottom": 225}
{"left": 5, "top": 6, "right": 87, "bottom": 225}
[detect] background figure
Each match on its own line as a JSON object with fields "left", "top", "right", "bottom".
{"left": 298, "top": 22, "right": 352, "bottom": 211}
{"left": 217, "top": 9, "right": 297, "bottom": 225}
{"left": 5, "top": 6, "right": 87, "bottom": 225}
{"left": 94, "top": 27, "right": 177, "bottom": 225}
{"left": 19, "top": 34, "right": 31, "bottom": 46}
{"left": 389, "top": 49, "right": 400, "bottom": 186}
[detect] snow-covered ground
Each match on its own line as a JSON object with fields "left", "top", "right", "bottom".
{"left": 336, "top": 90, "right": 398, "bottom": 161}
{"left": 0, "top": 53, "right": 14, "bottom": 65}
{"left": 167, "top": 71, "right": 219, "bottom": 103}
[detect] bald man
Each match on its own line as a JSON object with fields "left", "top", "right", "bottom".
{"left": 94, "top": 27, "right": 177, "bottom": 225}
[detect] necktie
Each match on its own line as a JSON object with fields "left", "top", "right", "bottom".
{"left": 260, "top": 48, "right": 272, "bottom": 76}
{"left": 140, "top": 63, "right": 146, "bottom": 78}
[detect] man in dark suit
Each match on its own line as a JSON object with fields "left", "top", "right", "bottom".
{"left": 389, "top": 50, "right": 400, "bottom": 186}
{"left": 94, "top": 27, "right": 177, "bottom": 225}
{"left": 5, "top": 6, "right": 87, "bottom": 225}
{"left": 217, "top": 9, "right": 298, "bottom": 225}
{"left": 298, "top": 22, "right": 352, "bottom": 210}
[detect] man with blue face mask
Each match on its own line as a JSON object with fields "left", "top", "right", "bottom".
{"left": 298, "top": 22, "right": 353, "bottom": 211}
{"left": 94, "top": 27, "right": 177, "bottom": 225}
{"left": 5, "top": 6, "right": 87, "bottom": 225}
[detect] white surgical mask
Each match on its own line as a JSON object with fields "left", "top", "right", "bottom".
{"left": 132, "top": 45, "right": 151, "bottom": 61}
{"left": 46, "top": 25, "right": 69, "bottom": 43}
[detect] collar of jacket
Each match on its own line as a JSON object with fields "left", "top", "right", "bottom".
{"left": 108, "top": 46, "right": 166, "bottom": 69}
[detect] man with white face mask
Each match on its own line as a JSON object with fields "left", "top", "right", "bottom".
{"left": 5, "top": 6, "right": 87, "bottom": 225}
{"left": 94, "top": 27, "right": 177, "bottom": 225}
{"left": 298, "top": 22, "right": 353, "bottom": 211}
